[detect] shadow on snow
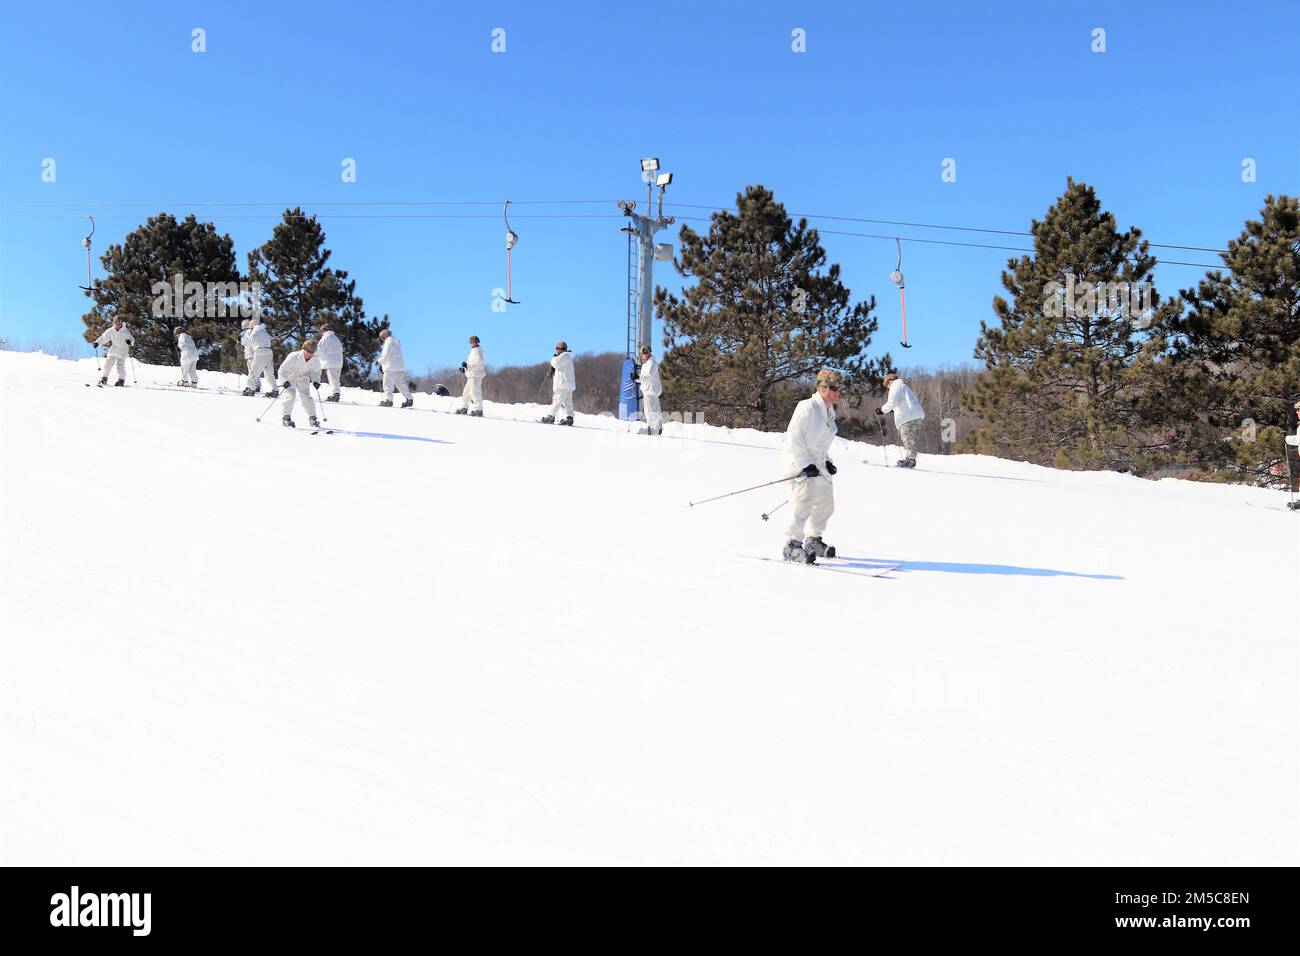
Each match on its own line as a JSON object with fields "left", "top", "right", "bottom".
{"left": 835, "top": 556, "right": 1123, "bottom": 581}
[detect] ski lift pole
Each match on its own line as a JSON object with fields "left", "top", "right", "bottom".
{"left": 892, "top": 237, "right": 911, "bottom": 349}
{"left": 503, "top": 200, "right": 520, "bottom": 304}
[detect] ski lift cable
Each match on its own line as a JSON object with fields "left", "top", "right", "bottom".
{"left": 5, "top": 196, "right": 1231, "bottom": 254}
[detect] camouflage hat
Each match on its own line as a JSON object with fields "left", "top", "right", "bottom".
{"left": 555, "top": 340, "right": 568, "bottom": 351}
{"left": 302, "top": 338, "right": 318, "bottom": 352}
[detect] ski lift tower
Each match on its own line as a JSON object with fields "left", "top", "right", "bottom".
{"left": 617, "top": 157, "right": 675, "bottom": 421}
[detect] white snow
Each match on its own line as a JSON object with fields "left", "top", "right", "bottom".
{"left": 1, "top": 349, "right": 1296, "bottom": 865}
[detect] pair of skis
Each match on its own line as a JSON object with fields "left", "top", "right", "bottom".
{"left": 738, "top": 554, "right": 901, "bottom": 579}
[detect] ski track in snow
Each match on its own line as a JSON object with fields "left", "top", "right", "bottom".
{"left": 2, "top": 351, "right": 1297, "bottom": 865}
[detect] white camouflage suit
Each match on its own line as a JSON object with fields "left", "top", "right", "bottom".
{"left": 460, "top": 343, "right": 486, "bottom": 412}
{"left": 638, "top": 353, "right": 663, "bottom": 432}
{"left": 95, "top": 323, "right": 134, "bottom": 382}
{"left": 379, "top": 334, "right": 411, "bottom": 402}
{"left": 881, "top": 377, "right": 925, "bottom": 462}
{"left": 246, "top": 323, "right": 277, "bottom": 394}
{"left": 176, "top": 331, "right": 199, "bottom": 385}
{"left": 780, "top": 391, "right": 837, "bottom": 544}
{"left": 278, "top": 349, "right": 322, "bottom": 420}
{"left": 316, "top": 330, "right": 344, "bottom": 398}
{"left": 550, "top": 350, "right": 576, "bottom": 420}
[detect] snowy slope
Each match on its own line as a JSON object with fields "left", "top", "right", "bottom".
{"left": 1, "top": 350, "right": 1296, "bottom": 865}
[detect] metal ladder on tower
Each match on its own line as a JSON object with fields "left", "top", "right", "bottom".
{"left": 625, "top": 229, "right": 641, "bottom": 357}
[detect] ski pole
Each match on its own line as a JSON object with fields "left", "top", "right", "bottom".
{"left": 129, "top": 355, "right": 138, "bottom": 383}
{"left": 255, "top": 388, "right": 283, "bottom": 422}
{"left": 688, "top": 473, "right": 802, "bottom": 509}
{"left": 313, "top": 383, "right": 327, "bottom": 423}
{"left": 876, "top": 414, "right": 892, "bottom": 466}
{"left": 760, "top": 498, "right": 788, "bottom": 522}
{"left": 91, "top": 342, "right": 101, "bottom": 372}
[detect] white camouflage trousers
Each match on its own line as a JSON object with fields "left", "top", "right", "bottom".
{"left": 248, "top": 349, "right": 276, "bottom": 393}
{"left": 102, "top": 354, "right": 127, "bottom": 382}
{"left": 325, "top": 367, "right": 341, "bottom": 397}
{"left": 383, "top": 370, "right": 411, "bottom": 401}
{"left": 180, "top": 358, "right": 198, "bottom": 384}
{"left": 642, "top": 394, "right": 662, "bottom": 432}
{"left": 784, "top": 474, "right": 835, "bottom": 543}
{"left": 279, "top": 378, "right": 317, "bottom": 419}
{"left": 550, "top": 386, "right": 574, "bottom": 421}
{"left": 460, "top": 376, "right": 484, "bottom": 412}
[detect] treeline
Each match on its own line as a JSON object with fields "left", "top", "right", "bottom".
{"left": 412, "top": 352, "right": 624, "bottom": 413}
{"left": 80, "top": 209, "right": 389, "bottom": 386}
{"left": 653, "top": 182, "right": 1300, "bottom": 485}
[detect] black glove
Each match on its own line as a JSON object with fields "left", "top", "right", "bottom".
{"left": 312, "top": 382, "right": 320, "bottom": 390}
{"left": 875, "top": 407, "right": 885, "bottom": 416}
{"left": 630, "top": 368, "right": 639, "bottom": 381}
{"left": 459, "top": 363, "right": 467, "bottom": 373}
{"left": 280, "top": 381, "right": 291, "bottom": 390}
{"left": 825, "top": 460, "right": 838, "bottom": 476}
{"left": 800, "top": 463, "right": 820, "bottom": 479}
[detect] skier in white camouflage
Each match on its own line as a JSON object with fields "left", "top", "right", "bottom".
{"left": 630, "top": 344, "right": 663, "bottom": 435}
{"left": 455, "top": 335, "right": 486, "bottom": 416}
{"left": 540, "top": 340, "right": 575, "bottom": 425}
{"left": 780, "top": 369, "right": 841, "bottom": 564}
{"left": 174, "top": 326, "right": 199, "bottom": 387}
{"left": 242, "top": 319, "right": 278, "bottom": 397}
{"left": 877, "top": 371, "right": 925, "bottom": 468}
{"left": 277, "top": 338, "right": 323, "bottom": 429}
{"left": 316, "top": 323, "right": 344, "bottom": 402}
{"left": 374, "top": 328, "right": 412, "bottom": 408}
{"left": 93, "top": 318, "right": 134, "bottom": 387}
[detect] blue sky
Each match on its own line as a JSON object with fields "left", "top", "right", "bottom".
{"left": 2, "top": 0, "right": 1297, "bottom": 373}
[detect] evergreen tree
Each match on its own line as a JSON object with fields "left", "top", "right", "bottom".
{"left": 80, "top": 213, "right": 242, "bottom": 368}
{"left": 964, "top": 179, "right": 1177, "bottom": 469}
{"left": 655, "top": 185, "right": 886, "bottom": 430}
{"left": 246, "top": 208, "right": 388, "bottom": 384}
{"left": 1160, "top": 194, "right": 1300, "bottom": 482}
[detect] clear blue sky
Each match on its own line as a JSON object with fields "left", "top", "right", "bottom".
{"left": 2, "top": 0, "right": 1297, "bottom": 373}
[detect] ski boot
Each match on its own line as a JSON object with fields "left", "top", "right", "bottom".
{"left": 804, "top": 536, "right": 836, "bottom": 559}
{"left": 309, "top": 416, "right": 321, "bottom": 429}
{"left": 281, "top": 416, "right": 295, "bottom": 428}
{"left": 783, "top": 539, "right": 815, "bottom": 564}
{"left": 401, "top": 398, "right": 414, "bottom": 408}
{"left": 326, "top": 393, "right": 340, "bottom": 402}
{"left": 177, "top": 380, "right": 185, "bottom": 386}
{"left": 242, "top": 387, "right": 255, "bottom": 396}
{"left": 1288, "top": 501, "right": 1300, "bottom": 511}
{"left": 559, "top": 416, "right": 574, "bottom": 426}
{"left": 99, "top": 377, "right": 108, "bottom": 386}
{"left": 378, "top": 399, "right": 393, "bottom": 407}
{"left": 267, "top": 389, "right": 280, "bottom": 399}
{"left": 540, "top": 414, "right": 555, "bottom": 424}
{"left": 114, "top": 379, "right": 125, "bottom": 387}
{"left": 454, "top": 406, "right": 468, "bottom": 415}
{"left": 469, "top": 409, "right": 483, "bottom": 417}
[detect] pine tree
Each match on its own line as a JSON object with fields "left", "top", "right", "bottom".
{"left": 1160, "top": 194, "right": 1300, "bottom": 483}
{"left": 655, "top": 185, "right": 886, "bottom": 430}
{"left": 246, "top": 209, "right": 389, "bottom": 384}
{"left": 964, "top": 179, "right": 1177, "bottom": 469}
{"left": 80, "top": 213, "right": 242, "bottom": 368}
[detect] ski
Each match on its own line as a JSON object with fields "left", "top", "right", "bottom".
{"left": 1246, "top": 501, "right": 1298, "bottom": 513}
{"left": 738, "top": 554, "right": 901, "bottom": 578}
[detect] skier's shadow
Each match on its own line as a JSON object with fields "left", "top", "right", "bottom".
{"left": 340, "top": 430, "right": 452, "bottom": 445}
{"left": 836, "top": 556, "right": 1123, "bottom": 581}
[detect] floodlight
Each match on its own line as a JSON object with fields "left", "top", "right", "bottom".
{"left": 640, "top": 157, "right": 660, "bottom": 172}
{"left": 656, "top": 172, "right": 673, "bottom": 187}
